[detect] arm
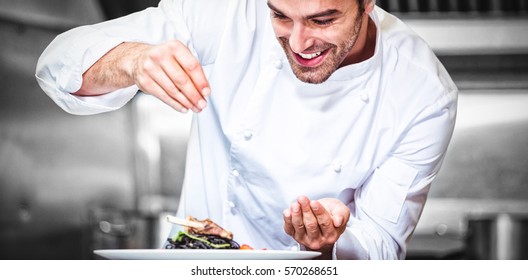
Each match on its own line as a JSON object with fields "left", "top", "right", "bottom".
{"left": 36, "top": 0, "right": 227, "bottom": 115}
{"left": 74, "top": 40, "right": 210, "bottom": 113}
{"left": 72, "top": 42, "right": 148, "bottom": 96}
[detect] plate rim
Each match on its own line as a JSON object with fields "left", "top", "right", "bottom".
{"left": 93, "top": 248, "right": 322, "bottom": 260}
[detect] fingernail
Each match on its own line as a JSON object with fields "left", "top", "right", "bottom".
{"left": 202, "top": 87, "right": 211, "bottom": 97}
{"left": 180, "top": 108, "right": 188, "bottom": 114}
{"left": 335, "top": 216, "right": 343, "bottom": 227}
{"left": 198, "top": 99, "right": 207, "bottom": 109}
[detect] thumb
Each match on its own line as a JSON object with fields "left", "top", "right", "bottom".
{"left": 332, "top": 215, "right": 344, "bottom": 227}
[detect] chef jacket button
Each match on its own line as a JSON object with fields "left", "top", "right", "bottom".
{"left": 226, "top": 201, "right": 236, "bottom": 208}
{"left": 274, "top": 60, "right": 283, "bottom": 69}
{"left": 360, "top": 93, "right": 369, "bottom": 103}
{"left": 244, "top": 130, "right": 253, "bottom": 141}
{"left": 231, "top": 169, "right": 240, "bottom": 177}
{"left": 333, "top": 161, "right": 342, "bottom": 173}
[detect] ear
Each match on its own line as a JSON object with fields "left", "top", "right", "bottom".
{"left": 364, "top": 0, "right": 375, "bottom": 14}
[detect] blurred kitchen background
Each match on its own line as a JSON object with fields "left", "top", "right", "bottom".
{"left": 0, "top": 0, "right": 527, "bottom": 260}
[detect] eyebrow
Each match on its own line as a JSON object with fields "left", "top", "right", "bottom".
{"left": 267, "top": 2, "right": 341, "bottom": 19}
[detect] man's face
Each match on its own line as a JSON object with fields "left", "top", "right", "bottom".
{"left": 268, "top": 0, "right": 364, "bottom": 84}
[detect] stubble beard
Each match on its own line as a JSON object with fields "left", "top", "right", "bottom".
{"left": 278, "top": 15, "right": 364, "bottom": 84}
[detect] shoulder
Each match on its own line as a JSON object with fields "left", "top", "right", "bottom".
{"left": 376, "top": 7, "right": 438, "bottom": 74}
{"left": 373, "top": 8, "right": 457, "bottom": 123}
{"left": 163, "top": 0, "right": 269, "bottom": 63}
{"left": 161, "top": 0, "right": 268, "bottom": 27}
{"left": 375, "top": 7, "right": 457, "bottom": 98}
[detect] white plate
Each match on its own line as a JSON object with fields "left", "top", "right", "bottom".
{"left": 94, "top": 249, "right": 321, "bottom": 260}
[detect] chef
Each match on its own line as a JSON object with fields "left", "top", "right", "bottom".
{"left": 36, "top": 0, "right": 457, "bottom": 259}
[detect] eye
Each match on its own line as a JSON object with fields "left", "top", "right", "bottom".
{"left": 271, "top": 11, "right": 288, "bottom": 20}
{"left": 312, "top": 18, "right": 334, "bottom": 26}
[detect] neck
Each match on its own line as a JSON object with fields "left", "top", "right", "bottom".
{"left": 341, "top": 14, "right": 376, "bottom": 66}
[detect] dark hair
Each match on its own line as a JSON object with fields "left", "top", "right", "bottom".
{"left": 358, "top": 0, "right": 368, "bottom": 14}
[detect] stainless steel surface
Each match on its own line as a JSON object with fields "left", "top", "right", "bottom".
{"left": 0, "top": 0, "right": 104, "bottom": 31}
{"left": 431, "top": 89, "right": 528, "bottom": 199}
{"left": 407, "top": 18, "right": 528, "bottom": 56}
{"left": 378, "top": 0, "right": 528, "bottom": 14}
{"left": 466, "top": 213, "right": 528, "bottom": 259}
{"left": 408, "top": 196, "right": 528, "bottom": 259}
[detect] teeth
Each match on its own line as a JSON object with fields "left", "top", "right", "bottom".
{"left": 298, "top": 51, "right": 322, "bottom": 59}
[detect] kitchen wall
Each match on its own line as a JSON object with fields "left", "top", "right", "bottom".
{"left": 0, "top": 0, "right": 136, "bottom": 259}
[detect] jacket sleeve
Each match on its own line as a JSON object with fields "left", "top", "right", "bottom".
{"left": 35, "top": 0, "right": 227, "bottom": 115}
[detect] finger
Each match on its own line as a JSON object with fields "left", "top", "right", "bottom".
{"left": 329, "top": 204, "right": 350, "bottom": 228}
{"left": 298, "top": 196, "right": 321, "bottom": 239}
{"left": 310, "top": 200, "right": 335, "bottom": 237}
{"left": 290, "top": 202, "right": 306, "bottom": 238}
{"left": 333, "top": 215, "right": 344, "bottom": 228}
{"left": 171, "top": 41, "right": 210, "bottom": 97}
{"left": 283, "top": 208, "right": 294, "bottom": 236}
{"left": 139, "top": 77, "right": 188, "bottom": 113}
{"left": 138, "top": 52, "right": 195, "bottom": 112}
{"left": 147, "top": 64, "right": 198, "bottom": 112}
{"left": 161, "top": 58, "right": 205, "bottom": 112}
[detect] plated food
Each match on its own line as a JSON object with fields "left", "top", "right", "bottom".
{"left": 94, "top": 248, "right": 320, "bottom": 260}
{"left": 165, "top": 231, "right": 241, "bottom": 249}
{"left": 165, "top": 215, "right": 254, "bottom": 250}
{"left": 94, "top": 215, "right": 321, "bottom": 259}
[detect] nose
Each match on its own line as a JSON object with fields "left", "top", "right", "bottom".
{"left": 288, "top": 24, "right": 314, "bottom": 54}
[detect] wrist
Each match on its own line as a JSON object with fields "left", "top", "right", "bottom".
{"left": 306, "top": 244, "right": 334, "bottom": 260}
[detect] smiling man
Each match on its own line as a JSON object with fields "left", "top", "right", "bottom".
{"left": 36, "top": 0, "right": 457, "bottom": 259}
{"left": 268, "top": 0, "right": 374, "bottom": 84}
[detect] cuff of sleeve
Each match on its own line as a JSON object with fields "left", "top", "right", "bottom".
{"left": 37, "top": 73, "right": 138, "bottom": 115}
{"left": 73, "top": 86, "right": 139, "bottom": 111}
{"left": 36, "top": 25, "right": 136, "bottom": 115}
{"left": 334, "top": 227, "right": 370, "bottom": 260}
{"left": 55, "top": 26, "right": 125, "bottom": 94}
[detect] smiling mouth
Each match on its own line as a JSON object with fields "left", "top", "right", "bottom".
{"left": 292, "top": 49, "right": 329, "bottom": 67}
{"left": 298, "top": 51, "right": 322, "bottom": 59}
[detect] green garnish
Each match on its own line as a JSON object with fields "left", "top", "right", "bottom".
{"left": 172, "top": 231, "right": 232, "bottom": 249}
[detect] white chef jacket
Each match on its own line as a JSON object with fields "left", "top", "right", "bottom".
{"left": 36, "top": 0, "right": 457, "bottom": 259}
